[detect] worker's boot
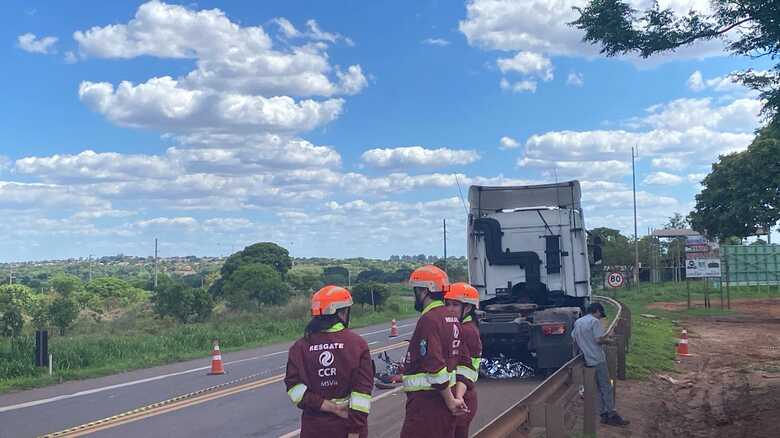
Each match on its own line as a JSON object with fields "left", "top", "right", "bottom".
{"left": 605, "top": 413, "right": 630, "bottom": 426}
{"left": 600, "top": 413, "right": 610, "bottom": 424}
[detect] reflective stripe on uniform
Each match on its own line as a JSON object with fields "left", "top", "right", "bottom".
{"left": 287, "top": 383, "right": 307, "bottom": 405}
{"left": 349, "top": 391, "right": 372, "bottom": 413}
{"left": 457, "top": 365, "right": 479, "bottom": 383}
{"left": 403, "top": 366, "right": 450, "bottom": 392}
{"left": 450, "top": 370, "right": 456, "bottom": 387}
{"left": 331, "top": 396, "right": 349, "bottom": 405}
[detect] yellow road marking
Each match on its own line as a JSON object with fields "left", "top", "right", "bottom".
{"left": 41, "top": 340, "right": 409, "bottom": 437}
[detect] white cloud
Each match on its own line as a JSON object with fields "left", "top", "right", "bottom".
{"left": 643, "top": 172, "right": 684, "bottom": 185}
{"left": 567, "top": 72, "right": 584, "bottom": 87}
{"left": 15, "top": 150, "right": 176, "bottom": 183}
{"left": 361, "top": 146, "right": 480, "bottom": 168}
{"left": 499, "top": 136, "right": 520, "bottom": 150}
{"left": 687, "top": 173, "right": 707, "bottom": 183}
{"left": 461, "top": 0, "right": 726, "bottom": 94}
{"left": 17, "top": 33, "right": 58, "bottom": 54}
{"left": 203, "top": 218, "right": 253, "bottom": 232}
{"left": 64, "top": 51, "right": 78, "bottom": 63}
{"left": 78, "top": 78, "right": 344, "bottom": 134}
{"left": 638, "top": 98, "right": 761, "bottom": 133}
{"left": 73, "top": 2, "right": 364, "bottom": 98}
{"left": 687, "top": 70, "right": 705, "bottom": 91}
{"left": 497, "top": 51, "right": 553, "bottom": 80}
{"left": 460, "top": 0, "right": 718, "bottom": 58}
{"left": 519, "top": 94, "right": 762, "bottom": 181}
{"left": 0, "top": 181, "right": 107, "bottom": 210}
{"left": 687, "top": 70, "right": 745, "bottom": 93}
{"left": 422, "top": 38, "right": 450, "bottom": 47}
{"left": 651, "top": 157, "right": 686, "bottom": 170}
{"left": 135, "top": 217, "right": 198, "bottom": 230}
{"left": 500, "top": 78, "right": 537, "bottom": 93}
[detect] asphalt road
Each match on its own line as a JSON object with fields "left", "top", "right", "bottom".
{"left": 0, "top": 318, "right": 540, "bottom": 438}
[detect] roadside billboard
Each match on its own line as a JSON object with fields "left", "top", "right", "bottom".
{"left": 685, "top": 235, "right": 721, "bottom": 278}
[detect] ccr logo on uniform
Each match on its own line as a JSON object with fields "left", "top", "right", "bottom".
{"left": 319, "top": 351, "right": 334, "bottom": 367}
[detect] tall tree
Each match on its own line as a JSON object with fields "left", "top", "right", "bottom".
{"left": 572, "top": 0, "right": 780, "bottom": 123}
{"left": 210, "top": 242, "right": 291, "bottom": 299}
{"left": 222, "top": 263, "right": 291, "bottom": 309}
{"left": 50, "top": 273, "right": 83, "bottom": 297}
{"left": 689, "top": 124, "right": 780, "bottom": 240}
{"left": 589, "top": 227, "right": 633, "bottom": 266}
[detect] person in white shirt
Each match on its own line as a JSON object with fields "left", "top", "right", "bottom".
{"left": 572, "top": 303, "right": 629, "bottom": 426}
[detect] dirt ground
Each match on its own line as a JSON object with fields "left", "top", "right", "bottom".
{"left": 598, "top": 299, "right": 780, "bottom": 438}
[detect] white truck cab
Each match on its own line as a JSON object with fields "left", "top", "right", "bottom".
{"left": 468, "top": 181, "right": 595, "bottom": 371}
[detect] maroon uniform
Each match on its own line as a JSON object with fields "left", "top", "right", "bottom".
{"left": 285, "top": 323, "right": 374, "bottom": 438}
{"left": 454, "top": 316, "right": 482, "bottom": 438}
{"left": 400, "top": 301, "right": 462, "bottom": 438}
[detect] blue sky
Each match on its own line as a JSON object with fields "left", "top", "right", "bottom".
{"left": 0, "top": 0, "right": 775, "bottom": 262}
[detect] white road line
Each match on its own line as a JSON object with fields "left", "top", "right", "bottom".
{"left": 360, "top": 323, "right": 415, "bottom": 337}
{"left": 261, "top": 350, "right": 288, "bottom": 358}
{"left": 278, "top": 386, "right": 405, "bottom": 438}
{"left": 0, "top": 323, "right": 417, "bottom": 413}
{"left": 368, "top": 341, "right": 379, "bottom": 345}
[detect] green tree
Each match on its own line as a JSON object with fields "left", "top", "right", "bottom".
{"left": 29, "top": 295, "right": 53, "bottom": 330}
{"left": 49, "top": 296, "right": 79, "bottom": 335}
{"left": 152, "top": 282, "right": 213, "bottom": 323}
{"left": 322, "top": 266, "right": 349, "bottom": 286}
{"left": 84, "top": 277, "right": 148, "bottom": 311}
{"left": 589, "top": 228, "right": 632, "bottom": 266}
{"left": 210, "top": 243, "right": 292, "bottom": 299}
{"left": 690, "top": 124, "right": 780, "bottom": 241}
{"left": 85, "top": 277, "right": 133, "bottom": 299}
{"left": 287, "top": 266, "right": 323, "bottom": 294}
{"left": 572, "top": 0, "right": 780, "bottom": 123}
{"left": 0, "top": 307, "right": 23, "bottom": 337}
{"left": 50, "top": 273, "right": 83, "bottom": 297}
{"left": 665, "top": 213, "right": 688, "bottom": 230}
{"left": 0, "top": 284, "right": 34, "bottom": 312}
{"left": 222, "top": 263, "right": 290, "bottom": 309}
{"left": 356, "top": 269, "right": 387, "bottom": 283}
{"left": 351, "top": 282, "right": 391, "bottom": 310}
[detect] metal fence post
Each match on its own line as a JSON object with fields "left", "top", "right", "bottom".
{"left": 583, "top": 366, "right": 597, "bottom": 435}
{"left": 616, "top": 334, "right": 626, "bottom": 380}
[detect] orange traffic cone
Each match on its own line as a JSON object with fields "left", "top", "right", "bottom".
{"left": 389, "top": 319, "right": 399, "bottom": 337}
{"left": 208, "top": 340, "right": 225, "bottom": 375}
{"left": 676, "top": 329, "right": 692, "bottom": 357}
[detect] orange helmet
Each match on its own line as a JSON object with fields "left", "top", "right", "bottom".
{"left": 311, "top": 285, "right": 353, "bottom": 316}
{"left": 444, "top": 282, "right": 480, "bottom": 308}
{"left": 409, "top": 265, "right": 449, "bottom": 293}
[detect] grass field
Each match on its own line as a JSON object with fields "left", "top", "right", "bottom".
{"left": 607, "top": 281, "right": 779, "bottom": 379}
{"left": 0, "top": 295, "right": 416, "bottom": 393}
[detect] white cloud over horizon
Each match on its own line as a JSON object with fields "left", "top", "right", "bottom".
{"left": 17, "top": 33, "right": 58, "bottom": 54}
{"left": 361, "top": 146, "right": 481, "bottom": 168}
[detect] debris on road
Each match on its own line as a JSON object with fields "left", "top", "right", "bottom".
{"left": 480, "top": 355, "right": 534, "bottom": 379}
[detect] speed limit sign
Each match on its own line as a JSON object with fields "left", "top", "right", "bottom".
{"left": 607, "top": 272, "right": 625, "bottom": 288}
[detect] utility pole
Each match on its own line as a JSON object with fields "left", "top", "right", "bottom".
{"left": 632, "top": 147, "right": 640, "bottom": 290}
{"left": 153, "top": 238, "right": 159, "bottom": 290}
{"left": 443, "top": 219, "right": 448, "bottom": 275}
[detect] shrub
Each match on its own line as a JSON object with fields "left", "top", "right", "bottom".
{"left": 222, "top": 263, "right": 290, "bottom": 309}
{"left": 351, "top": 282, "right": 391, "bottom": 309}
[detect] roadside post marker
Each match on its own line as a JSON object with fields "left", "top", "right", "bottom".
{"left": 208, "top": 339, "right": 226, "bottom": 375}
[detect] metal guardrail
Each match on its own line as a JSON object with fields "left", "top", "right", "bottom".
{"left": 473, "top": 295, "right": 631, "bottom": 438}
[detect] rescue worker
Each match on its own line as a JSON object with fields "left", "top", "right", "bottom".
{"left": 284, "top": 285, "right": 373, "bottom": 438}
{"left": 445, "top": 282, "right": 482, "bottom": 438}
{"left": 400, "top": 265, "right": 468, "bottom": 438}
